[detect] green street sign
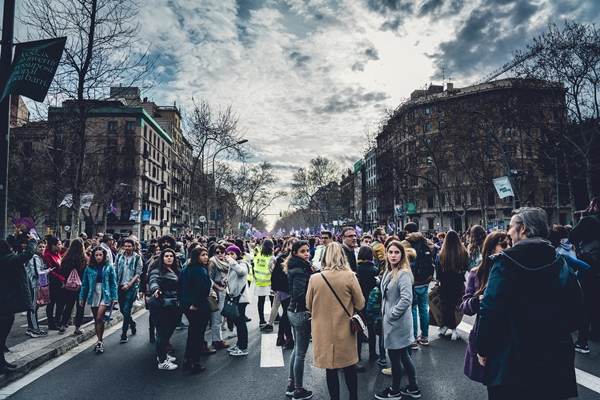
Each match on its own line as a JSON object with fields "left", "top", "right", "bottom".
{"left": 406, "top": 202, "right": 417, "bottom": 214}
{"left": 1, "top": 37, "right": 67, "bottom": 102}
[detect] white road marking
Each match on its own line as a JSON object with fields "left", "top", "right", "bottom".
{"left": 260, "top": 333, "right": 284, "bottom": 368}
{"left": 458, "top": 321, "right": 600, "bottom": 394}
{"left": 0, "top": 310, "right": 148, "bottom": 399}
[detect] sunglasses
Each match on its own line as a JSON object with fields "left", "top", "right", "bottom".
{"left": 215, "top": 251, "right": 223, "bottom": 255}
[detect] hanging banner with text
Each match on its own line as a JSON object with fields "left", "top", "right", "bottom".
{"left": 0, "top": 37, "right": 67, "bottom": 102}
{"left": 493, "top": 176, "right": 515, "bottom": 199}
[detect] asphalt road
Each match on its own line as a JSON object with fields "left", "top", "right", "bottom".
{"left": 5, "top": 306, "right": 600, "bottom": 400}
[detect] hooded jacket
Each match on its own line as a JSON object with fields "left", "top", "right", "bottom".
{"left": 476, "top": 238, "right": 582, "bottom": 398}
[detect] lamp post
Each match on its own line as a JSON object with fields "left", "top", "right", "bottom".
{"left": 209, "top": 139, "right": 248, "bottom": 235}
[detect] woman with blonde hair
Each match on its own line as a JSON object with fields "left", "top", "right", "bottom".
{"left": 306, "top": 242, "right": 365, "bottom": 400}
{"left": 375, "top": 240, "right": 421, "bottom": 400}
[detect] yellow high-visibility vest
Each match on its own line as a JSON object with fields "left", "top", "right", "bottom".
{"left": 253, "top": 254, "right": 271, "bottom": 287}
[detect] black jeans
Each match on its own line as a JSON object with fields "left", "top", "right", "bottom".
{"left": 59, "top": 289, "right": 84, "bottom": 327}
{"left": 277, "top": 297, "right": 292, "bottom": 343}
{"left": 156, "top": 307, "right": 180, "bottom": 362}
{"left": 326, "top": 365, "right": 358, "bottom": 400}
{"left": 0, "top": 314, "right": 15, "bottom": 362}
{"left": 46, "top": 279, "right": 62, "bottom": 327}
{"left": 257, "top": 295, "right": 274, "bottom": 324}
{"left": 184, "top": 309, "right": 209, "bottom": 364}
{"left": 235, "top": 303, "right": 248, "bottom": 350}
{"left": 388, "top": 347, "right": 417, "bottom": 391}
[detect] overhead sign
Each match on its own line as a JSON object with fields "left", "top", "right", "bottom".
{"left": 1, "top": 37, "right": 67, "bottom": 102}
{"left": 406, "top": 202, "right": 417, "bottom": 215}
{"left": 141, "top": 210, "right": 152, "bottom": 223}
{"left": 493, "top": 176, "right": 515, "bottom": 199}
{"left": 129, "top": 210, "right": 140, "bottom": 222}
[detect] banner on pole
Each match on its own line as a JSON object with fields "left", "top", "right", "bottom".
{"left": 1, "top": 37, "right": 67, "bottom": 102}
{"left": 493, "top": 176, "right": 515, "bottom": 199}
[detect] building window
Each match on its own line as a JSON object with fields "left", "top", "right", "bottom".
{"left": 22, "top": 142, "right": 33, "bottom": 157}
{"left": 427, "top": 194, "right": 435, "bottom": 208}
{"left": 107, "top": 121, "right": 117, "bottom": 132}
{"left": 126, "top": 121, "right": 136, "bottom": 132}
{"left": 144, "top": 125, "right": 147, "bottom": 138}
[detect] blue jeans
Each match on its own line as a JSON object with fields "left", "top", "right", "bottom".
{"left": 288, "top": 310, "right": 311, "bottom": 388}
{"left": 118, "top": 286, "right": 137, "bottom": 335}
{"left": 412, "top": 285, "right": 429, "bottom": 339}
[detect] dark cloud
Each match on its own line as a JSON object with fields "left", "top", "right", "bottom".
{"left": 289, "top": 51, "right": 311, "bottom": 68}
{"left": 317, "top": 87, "right": 389, "bottom": 114}
{"left": 366, "top": 0, "right": 414, "bottom": 31}
{"left": 365, "top": 47, "right": 380, "bottom": 60}
{"left": 430, "top": 0, "right": 600, "bottom": 81}
{"left": 418, "top": 0, "right": 444, "bottom": 17}
{"left": 430, "top": 0, "right": 538, "bottom": 80}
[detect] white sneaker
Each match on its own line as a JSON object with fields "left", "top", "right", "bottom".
{"left": 227, "top": 346, "right": 239, "bottom": 353}
{"left": 451, "top": 330, "right": 459, "bottom": 341}
{"left": 438, "top": 326, "right": 448, "bottom": 336}
{"left": 229, "top": 348, "right": 248, "bottom": 357}
{"left": 157, "top": 355, "right": 177, "bottom": 363}
{"left": 157, "top": 360, "right": 178, "bottom": 370}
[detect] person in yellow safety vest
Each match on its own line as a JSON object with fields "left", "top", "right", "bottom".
{"left": 253, "top": 239, "right": 274, "bottom": 327}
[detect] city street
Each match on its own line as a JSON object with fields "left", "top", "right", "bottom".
{"left": 2, "top": 305, "right": 599, "bottom": 400}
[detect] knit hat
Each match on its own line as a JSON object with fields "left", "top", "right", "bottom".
{"left": 225, "top": 245, "right": 241, "bottom": 258}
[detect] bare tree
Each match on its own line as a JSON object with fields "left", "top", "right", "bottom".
{"left": 22, "top": 0, "right": 155, "bottom": 237}
{"left": 290, "top": 156, "right": 339, "bottom": 210}
{"left": 512, "top": 21, "right": 600, "bottom": 200}
{"left": 226, "top": 162, "right": 286, "bottom": 226}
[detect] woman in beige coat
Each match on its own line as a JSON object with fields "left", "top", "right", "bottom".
{"left": 306, "top": 242, "right": 365, "bottom": 400}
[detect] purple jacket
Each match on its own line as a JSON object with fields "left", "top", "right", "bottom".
{"left": 460, "top": 270, "right": 485, "bottom": 383}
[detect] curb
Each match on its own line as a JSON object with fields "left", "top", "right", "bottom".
{"left": 0, "top": 304, "right": 145, "bottom": 389}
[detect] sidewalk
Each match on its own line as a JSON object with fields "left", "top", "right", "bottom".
{"left": 1, "top": 302, "right": 145, "bottom": 389}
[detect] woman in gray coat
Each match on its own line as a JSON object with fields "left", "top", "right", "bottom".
{"left": 376, "top": 240, "right": 422, "bottom": 400}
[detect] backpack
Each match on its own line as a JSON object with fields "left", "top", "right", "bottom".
{"left": 64, "top": 269, "right": 82, "bottom": 291}
{"left": 411, "top": 239, "right": 434, "bottom": 284}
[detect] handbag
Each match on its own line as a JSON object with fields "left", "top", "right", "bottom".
{"left": 221, "top": 285, "right": 246, "bottom": 320}
{"left": 64, "top": 269, "right": 82, "bottom": 291}
{"left": 36, "top": 285, "right": 50, "bottom": 306}
{"left": 321, "top": 273, "right": 368, "bottom": 340}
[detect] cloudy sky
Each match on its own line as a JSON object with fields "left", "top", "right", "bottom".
{"left": 9, "top": 0, "right": 600, "bottom": 228}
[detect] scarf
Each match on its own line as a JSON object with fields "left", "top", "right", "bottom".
{"left": 210, "top": 256, "right": 230, "bottom": 273}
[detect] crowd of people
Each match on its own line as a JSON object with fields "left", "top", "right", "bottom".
{"left": 1, "top": 199, "right": 599, "bottom": 400}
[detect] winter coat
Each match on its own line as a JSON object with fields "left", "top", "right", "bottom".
{"left": 460, "top": 269, "right": 485, "bottom": 383}
{"left": 402, "top": 233, "right": 434, "bottom": 286}
{"left": 0, "top": 239, "right": 36, "bottom": 314}
{"left": 79, "top": 263, "right": 118, "bottom": 306}
{"left": 271, "top": 253, "right": 289, "bottom": 292}
{"left": 25, "top": 254, "right": 46, "bottom": 309}
{"left": 343, "top": 245, "right": 357, "bottom": 272}
{"left": 179, "top": 262, "right": 211, "bottom": 314}
{"left": 148, "top": 266, "right": 179, "bottom": 305}
{"left": 476, "top": 238, "right": 582, "bottom": 398}
{"left": 43, "top": 248, "right": 63, "bottom": 284}
{"left": 381, "top": 268, "right": 414, "bottom": 350}
{"left": 287, "top": 256, "right": 313, "bottom": 313}
{"left": 227, "top": 259, "right": 250, "bottom": 304}
{"left": 356, "top": 260, "right": 378, "bottom": 300}
{"left": 306, "top": 269, "right": 365, "bottom": 369}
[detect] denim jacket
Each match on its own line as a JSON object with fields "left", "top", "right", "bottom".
{"left": 79, "top": 263, "right": 118, "bottom": 306}
{"left": 115, "top": 252, "right": 143, "bottom": 288}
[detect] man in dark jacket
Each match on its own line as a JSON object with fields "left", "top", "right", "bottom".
{"left": 569, "top": 197, "right": 600, "bottom": 352}
{"left": 476, "top": 207, "right": 582, "bottom": 400}
{"left": 341, "top": 227, "right": 357, "bottom": 272}
{"left": 0, "top": 235, "right": 36, "bottom": 373}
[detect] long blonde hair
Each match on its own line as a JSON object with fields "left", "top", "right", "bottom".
{"left": 321, "top": 242, "right": 350, "bottom": 271}
{"left": 385, "top": 240, "right": 413, "bottom": 283}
